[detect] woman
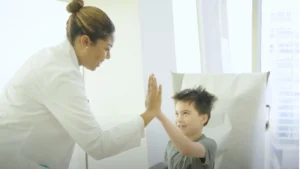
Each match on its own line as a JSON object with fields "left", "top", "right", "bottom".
{"left": 0, "top": 0, "right": 162, "bottom": 168}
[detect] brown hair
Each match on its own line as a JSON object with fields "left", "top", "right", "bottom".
{"left": 172, "top": 86, "right": 217, "bottom": 126}
{"left": 66, "top": 0, "right": 115, "bottom": 45}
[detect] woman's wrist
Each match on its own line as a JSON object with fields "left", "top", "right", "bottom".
{"left": 140, "top": 110, "right": 156, "bottom": 127}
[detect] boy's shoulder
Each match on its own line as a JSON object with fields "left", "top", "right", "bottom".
{"left": 166, "top": 139, "right": 173, "bottom": 149}
{"left": 197, "top": 135, "right": 217, "bottom": 150}
{"left": 166, "top": 134, "right": 217, "bottom": 149}
{"left": 198, "top": 135, "right": 216, "bottom": 143}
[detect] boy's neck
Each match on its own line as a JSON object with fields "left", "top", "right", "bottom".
{"left": 188, "top": 129, "right": 203, "bottom": 141}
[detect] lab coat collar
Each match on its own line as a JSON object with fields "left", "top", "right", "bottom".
{"left": 60, "top": 39, "right": 80, "bottom": 68}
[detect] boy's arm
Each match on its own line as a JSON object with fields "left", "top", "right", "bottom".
{"left": 197, "top": 140, "right": 217, "bottom": 165}
{"left": 157, "top": 112, "right": 206, "bottom": 158}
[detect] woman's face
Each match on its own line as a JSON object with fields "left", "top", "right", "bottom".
{"left": 75, "top": 34, "right": 114, "bottom": 71}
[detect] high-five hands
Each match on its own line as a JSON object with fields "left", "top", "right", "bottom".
{"left": 141, "top": 74, "right": 162, "bottom": 127}
{"left": 145, "top": 74, "right": 162, "bottom": 115}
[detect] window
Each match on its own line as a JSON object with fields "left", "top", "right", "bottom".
{"left": 261, "top": 0, "right": 299, "bottom": 168}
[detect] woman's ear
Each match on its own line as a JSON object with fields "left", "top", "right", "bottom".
{"left": 80, "top": 35, "right": 91, "bottom": 47}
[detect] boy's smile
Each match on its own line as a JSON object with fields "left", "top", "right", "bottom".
{"left": 175, "top": 101, "right": 208, "bottom": 140}
{"left": 177, "top": 124, "right": 187, "bottom": 130}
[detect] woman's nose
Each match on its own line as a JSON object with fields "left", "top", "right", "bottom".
{"left": 106, "top": 52, "right": 110, "bottom": 59}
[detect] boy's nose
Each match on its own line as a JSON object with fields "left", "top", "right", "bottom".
{"left": 176, "top": 117, "right": 184, "bottom": 123}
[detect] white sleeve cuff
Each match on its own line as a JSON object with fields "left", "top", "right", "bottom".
{"left": 137, "top": 116, "right": 145, "bottom": 138}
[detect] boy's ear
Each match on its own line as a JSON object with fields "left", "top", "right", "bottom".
{"left": 200, "top": 114, "right": 208, "bottom": 125}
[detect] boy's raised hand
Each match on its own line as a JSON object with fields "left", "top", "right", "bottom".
{"left": 145, "top": 74, "right": 162, "bottom": 116}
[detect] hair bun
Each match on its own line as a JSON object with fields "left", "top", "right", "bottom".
{"left": 66, "top": 0, "right": 84, "bottom": 13}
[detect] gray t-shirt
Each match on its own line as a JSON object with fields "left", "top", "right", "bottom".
{"left": 164, "top": 134, "right": 217, "bottom": 169}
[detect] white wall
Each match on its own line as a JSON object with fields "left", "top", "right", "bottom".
{"left": 83, "top": 0, "right": 148, "bottom": 169}
{"left": 196, "top": 0, "right": 253, "bottom": 73}
{"left": 227, "top": 0, "right": 253, "bottom": 72}
{"left": 197, "top": 0, "right": 224, "bottom": 73}
{"left": 138, "top": 0, "right": 178, "bottom": 167}
{"left": 0, "top": 0, "right": 68, "bottom": 91}
{"left": 172, "top": 0, "right": 202, "bottom": 73}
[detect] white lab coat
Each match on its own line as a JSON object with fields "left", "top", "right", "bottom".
{"left": 0, "top": 39, "right": 145, "bottom": 169}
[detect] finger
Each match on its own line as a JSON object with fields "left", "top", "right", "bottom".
{"left": 148, "top": 74, "right": 152, "bottom": 92}
{"left": 158, "top": 84, "right": 162, "bottom": 96}
{"left": 149, "top": 75, "right": 155, "bottom": 94}
{"left": 152, "top": 75, "right": 158, "bottom": 92}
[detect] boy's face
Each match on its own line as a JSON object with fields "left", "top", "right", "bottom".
{"left": 175, "top": 101, "right": 208, "bottom": 137}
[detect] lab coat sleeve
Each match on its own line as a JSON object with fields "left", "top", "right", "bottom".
{"left": 42, "top": 71, "right": 145, "bottom": 160}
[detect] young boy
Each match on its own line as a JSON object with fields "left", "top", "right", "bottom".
{"left": 157, "top": 86, "right": 217, "bottom": 169}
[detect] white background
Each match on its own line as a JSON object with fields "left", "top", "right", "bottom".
{"left": 0, "top": 0, "right": 69, "bottom": 91}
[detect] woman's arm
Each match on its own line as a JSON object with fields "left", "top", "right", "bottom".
{"left": 43, "top": 72, "right": 161, "bottom": 160}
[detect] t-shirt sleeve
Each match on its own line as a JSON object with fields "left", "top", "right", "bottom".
{"left": 164, "top": 140, "right": 172, "bottom": 163}
{"left": 198, "top": 139, "right": 217, "bottom": 166}
{"left": 162, "top": 141, "right": 170, "bottom": 169}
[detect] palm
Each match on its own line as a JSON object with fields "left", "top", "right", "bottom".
{"left": 145, "top": 74, "right": 162, "bottom": 113}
